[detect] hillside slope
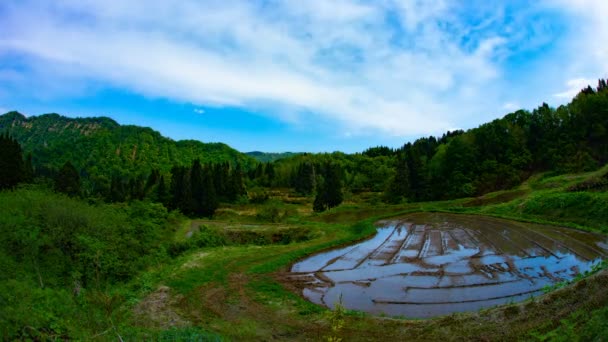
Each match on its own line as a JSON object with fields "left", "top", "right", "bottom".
{"left": 0, "top": 111, "right": 256, "bottom": 179}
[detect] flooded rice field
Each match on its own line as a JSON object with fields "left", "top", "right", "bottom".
{"left": 289, "top": 213, "right": 608, "bottom": 318}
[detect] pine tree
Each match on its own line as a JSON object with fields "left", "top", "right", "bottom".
{"left": 54, "top": 161, "right": 81, "bottom": 196}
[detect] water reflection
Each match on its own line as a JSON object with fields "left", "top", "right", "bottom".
{"left": 289, "top": 213, "right": 608, "bottom": 318}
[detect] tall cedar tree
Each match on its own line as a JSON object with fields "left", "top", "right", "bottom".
{"left": 156, "top": 175, "right": 169, "bottom": 207}
{"left": 190, "top": 159, "right": 218, "bottom": 217}
{"left": 313, "top": 163, "right": 343, "bottom": 212}
{"left": 226, "top": 163, "right": 246, "bottom": 201}
{"left": 294, "top": 162, "right": 315, "bottom": 195}
{"left": 169, "top": 165, "right": 187, "bottom": 210}
{"left": 0, "top": 133, "right": 25, "bottom": 190}
{"left": 54, "top": 161, "right": 81, "bottom": 196}
{"left": 201, "top": 164, "right": 219, "bottom": 216}
{"left": 23, "top": 152, "right": 34, "bottom": 183}
{"left": 385, "top": 152, "right": 410, "bottom": 203}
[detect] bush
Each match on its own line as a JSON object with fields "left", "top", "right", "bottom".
{"left": 248, "top": 187, "right": 269, "bottom": 204}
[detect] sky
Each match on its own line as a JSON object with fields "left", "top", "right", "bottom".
{"left": 0, "top": 0, "right": 607, "bottom": 153}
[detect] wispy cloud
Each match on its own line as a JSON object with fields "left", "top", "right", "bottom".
{"left": 541, "top": 0, "right": 608, "bottom": 103}
{"left": 0, "top": 0, "right": 605, "bottom": 138}
{"left": 553, "top": 78, "right": 595, "bottom": 99}
{"left": 501, "top": 102, "right": 521, "bottom": 111}
{"left": 193, "top": 108, "right": 205, "bottom": 115}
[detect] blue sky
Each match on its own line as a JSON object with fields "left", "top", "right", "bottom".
{"left": 0, "top": 0, "right": 607, "bottom": 153}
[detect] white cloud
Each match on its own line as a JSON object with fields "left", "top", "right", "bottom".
{"left": 193, "top": 108, "right": 205, "bottom": 114}
{"left": 543, "top": 0, "right": 608, "bottom": 92}
{"left": 553, "top": 78, "right": 595, "bottom": 99}
{"left": 501, "top": 102, "right": 520, "bottom": 111}
{"left": 0, "top": 0, "right": 602, "bottom": 137}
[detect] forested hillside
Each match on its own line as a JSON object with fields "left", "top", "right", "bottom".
{"left": 383, "top": 80, "right": 608, "bottom": 202}
{"left": 267, "top": 79, "right": 608, "bottom": 205}
{"left": 0, "top": 112, "right": 255, "bottom": 192}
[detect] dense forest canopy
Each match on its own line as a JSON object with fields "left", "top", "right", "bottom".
{"left": 0, "top": 112, "right": 256, "bottom": 196}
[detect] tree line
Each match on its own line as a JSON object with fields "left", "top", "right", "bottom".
{"left": 0, "top": 133, "right": 245, "bottom": 217}
{"left": 2, "top": 78, "right": 607, "bottom": 213}
{"left": 385, "top": 78, "right": 608, "bottom": 202}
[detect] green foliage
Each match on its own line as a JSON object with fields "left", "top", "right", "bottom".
{"left": 156, "top": 327, "right": 224, "bottom": 341}
{"left": 0, "top": 279, "right": 78, "bottom": 340}
{"left": 293, "top": 162, "right": 316, "bottom": 195}
{"left": 0, "top": 112, "right": 256, "bottom": 195}
{"left": 531, "top": 306, "right": 608, "bottom": 341}
{"left": 54, "top": 160, "right": 81, "bottom": 196}
{"left": 0, "top": 188, "right": 175, "bottom": 287}
{"left": 0, "top": 187, "right": 181, "bottom": 339}
{"left": 482, "top": 191, "right": 608, "bottom": 232}
{"left": 0, "top": 132, "right": 26, "bottom": 190}
{"left": 314, "top": 163, "right": 344, "bottom": 212}
{"left": 169, "top": 223, "right": 313, "bottom": 258}
{"left": 248, "top": 186, "right": 269, "bottom": 203}
{"left": 384, "top": 151, "right": 409, "bottom": 203}
{"left": 567, "top": 170, "right": 608, "bottom": 192}
{"left": 324, "top": 295, "right": 346, "bottom": 342}
{"left": 246, "top": 151, "right": 301, "bottom": 163}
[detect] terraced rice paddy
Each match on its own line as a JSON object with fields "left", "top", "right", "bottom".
{"left": 289, "top": 213, "right": 608, "bottom": 318}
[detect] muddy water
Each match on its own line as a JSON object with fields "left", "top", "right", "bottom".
{"left": 289, "top": 213, "right": 608, "bottom": 318}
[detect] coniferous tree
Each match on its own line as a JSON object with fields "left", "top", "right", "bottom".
{"left": 54, "top": 161, "right": 81, "bottom": 196}
{"left": 190, "top": 159, "right": 205, "bottom": 216}
{"left": 189, "top": 160, "right": 218, "bottom": 217}
{"left": 226, "top": 163, "right": 246, "bottom": 202}
{"left": 156, "top": 175, "right": 169, "bottom": 207}
{"left": 169, "top": 165, "right": 186, "bottom": 210}
{"left": 200, "top": 165, "right": 219, "bottom": 217}
{"left": 313, "top": 163, "right": 343, "bottom": 212}
{"left": 294, "top": 162, "right": 315, "bottom": 195}
{"left": 385, "top": 152, "right": 409, "bottom": 203}
{"left": 23, "top": 152, "right": 34, "bottom": 183}
{"left": 325, "top": 163, "right": 343, "bottom": 209}
{"left": 264, "top": 163, "right": 275, "bottom": 186}
{"left": 0, "top": 133, "right": 25, "bottom": 190}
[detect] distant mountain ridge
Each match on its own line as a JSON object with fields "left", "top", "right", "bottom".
{"left": 246, "top": 151, "right": 301, "bottom": 163}
{"left": 0, "top": 111, "right": 256, "bottom": 180}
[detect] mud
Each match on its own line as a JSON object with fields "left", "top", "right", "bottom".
{"left": 288, "top": 213, "right": 608, "bottom": 318}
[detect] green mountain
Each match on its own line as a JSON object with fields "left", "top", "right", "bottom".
{"left": 246, "top": 151, "right": 301, "bottom": 163}
{"left": 0, "top": 111, "right": 256, "bottom": 182}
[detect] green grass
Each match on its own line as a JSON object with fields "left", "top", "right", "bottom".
{"left": 7, "top": 167, "right": 607, "bottom": 340}
{"left": 75, "top": 167, "right": 608, "bottom": 340}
